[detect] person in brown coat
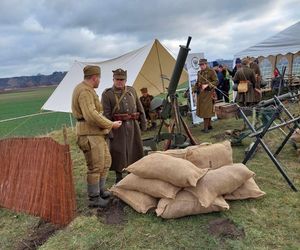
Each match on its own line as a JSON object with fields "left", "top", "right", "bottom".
{"left": 139, "top": 87, "right": 155, "bottom": 129}
{"left": 250, "top": 58, "right": 262, "bottom": 103}
{"left": 233, "top": 58, "right": 258, "bottom": 106}
{"left": 72, "top": 65, "right": 122, "bottom": 208}
{"left": 101, "top": 68, "right": 147, "bottom": 183}
{"left": 194, "top": 58, "right": 218, "bottom": 133}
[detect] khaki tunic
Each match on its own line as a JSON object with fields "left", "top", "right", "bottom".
{"left": 72, "top": 81, "right": 113, "bottom": 135}
{"left": 233, "top": 66, "right": 257, "bottom": 105}
{"left": 71, "top": 81, "right": 113, "bottom": 184}
{"left": 195, "top": 68, "right": 218, "bottom": 118}
{"left": 101, "top": 86, "right": 147, "bottom": 173}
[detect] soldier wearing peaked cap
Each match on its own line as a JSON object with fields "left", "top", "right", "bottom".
{"left": 101, "top": 68, "right": 147, "bottom": 183}
{"left": 71, "top": 65, "right": 122, "bottom": 208}
{"left": 193, "top": 58, "right": 218, "bottom": 133}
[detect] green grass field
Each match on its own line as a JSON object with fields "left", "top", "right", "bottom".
{"left": 0, "top": 87, "right": 74, "bottom": 138}
{"left": 0, "top": 87, "right": 299, "bottom": 249}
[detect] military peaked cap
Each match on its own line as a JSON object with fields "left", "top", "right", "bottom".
{"left": 83, "top": 65, "right": 100, "bottom": 77}
{"left": 113, "top": 68, "right": 127, "bottom": 80}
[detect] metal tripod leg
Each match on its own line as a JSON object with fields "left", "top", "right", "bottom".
{"left": 239, "top": 106, "right": 298, "bottom": 192}
{"left": 273, "top": 124, "right": 298, "bottom": 157}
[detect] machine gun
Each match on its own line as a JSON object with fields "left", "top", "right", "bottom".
{"left": 143, "top": 37, "right": 197, "bottom": 151}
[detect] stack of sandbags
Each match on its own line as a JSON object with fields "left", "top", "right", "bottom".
{"left": 110, "top": 153, "right": 208, "bottom": 214}
{"left": 110, "top": 141, "right": 265, "bottom": 219}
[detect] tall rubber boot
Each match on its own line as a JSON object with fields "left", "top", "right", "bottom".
{"left": 99, "top": 177, "right": 111, "bottom": 199}
{"left": 87, "top": 183, "right": 109, "bottom": 208}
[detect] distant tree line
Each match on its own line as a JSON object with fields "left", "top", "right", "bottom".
{"left": 0, "top": 71, "right": 67, "bottom": 91}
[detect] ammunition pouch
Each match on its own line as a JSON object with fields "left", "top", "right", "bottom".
{"left": 113, "top": 112, "right": 140, "bottom": 121}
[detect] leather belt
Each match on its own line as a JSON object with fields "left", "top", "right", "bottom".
{"left": 113, "top": 112, "right": 140, "bottom": 121}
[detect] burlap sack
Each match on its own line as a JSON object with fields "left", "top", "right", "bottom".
{"left": 153, "top": 148, "right": 187, "bottom": 159}
{"left": 110, "top": 186, "right": 157, "bottom": 213}
{"left": 224, "top": 177, "right": 266, "bottom": 200}
{"left": 156, "top": 191, "right": 229, "bottom": 219}
{"left": 185, "top": 141, "right": 233, "bottom": 169}
{"left": 116, "top": 173, "right": 181, "bottom": 199}
{"left": 291, "top": 128, "right": 300, "bottom": 143}
{"left": 185, "top": 163, "right": 255, "bottom": 207}
{"left": 126, "top": 153, "right": 208, "bottom": 187}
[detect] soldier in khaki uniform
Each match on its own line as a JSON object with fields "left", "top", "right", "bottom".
{"left": 194, "top": 58, "right": 218, "bottom": 133}
{"left": 102, "top": 69, "right": 147, "bottom": 183}
{"left": 233, "top": 58, "right": 257, "bottom": 106}
{"left": 71, "top": 65, "right": 122, "bottom": 208}
{"left": 140, "top": 87, "right": 156, "bottom": 130}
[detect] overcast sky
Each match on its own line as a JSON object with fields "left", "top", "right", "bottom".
{"left": 0, "top": 0, "right": 299, "bottom": 78}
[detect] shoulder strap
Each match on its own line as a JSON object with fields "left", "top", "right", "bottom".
{"left": 241, "top": 68, "right": 247, "bottom": 81}
{"left": 112, "top": 87, "right": 127, "bottom": 114}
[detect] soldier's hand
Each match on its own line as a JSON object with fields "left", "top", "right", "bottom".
{"left": 201, "top": 84, "right": 209, "bottom": 90}
{"left": 112, "top": 121, "right": 122, "bottom": 129}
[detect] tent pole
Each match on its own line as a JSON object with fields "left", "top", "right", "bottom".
{"left": 69, "top": 113, "right": 74, "bottom": 131}
{"left": 155, "top": 40, "right": 166, "bottom": 93}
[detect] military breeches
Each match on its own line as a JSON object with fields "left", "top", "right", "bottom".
{"left": 77, "top": 135, "right": 111, "bottom": 185}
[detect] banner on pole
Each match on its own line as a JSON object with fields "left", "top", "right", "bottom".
{"left": 185, "top": 53, "right": 204, "bottom": 124}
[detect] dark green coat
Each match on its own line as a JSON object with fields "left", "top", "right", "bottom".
{"left": 101, "top": 86, "right": 147, "bottom": 172}
{"left": 195, "top": 67, "right": 218, "bottom": 118}
{"left": 233, "top": 66, "right": 257, "bottom": 105}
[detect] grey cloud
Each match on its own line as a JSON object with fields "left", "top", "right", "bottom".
{"left": 0, "top": 0, "right": 299, "bottom": 77}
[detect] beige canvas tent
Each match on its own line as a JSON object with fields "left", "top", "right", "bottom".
{"left": 42, "top": 39, "right": 188, "bottom": 113}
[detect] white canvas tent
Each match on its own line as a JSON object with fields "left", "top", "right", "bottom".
{"left": 42, "top": 39, "right": 188, "bottom": 113}
{"left": 234, "top": 21, "right": 300, "bottom": 79}
{"left": 234, "top": 21, "right": 300, "bottom": 58}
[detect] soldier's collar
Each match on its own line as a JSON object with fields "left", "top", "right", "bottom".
{"left": 83, "top": 80, "right": 94, "bottom": 89}
{"left": 113, "top": 85, "right": 127, "bottom": 93}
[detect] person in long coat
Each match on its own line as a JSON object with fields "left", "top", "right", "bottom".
{"left": 233, "top": 58, "right": 257, "bottom": 106}
{"left": 194, "top": 58, "right": 218, "bottom": 133}
{"left": 250, "top": 58, "right": 262, "bottom": 103}
{"left": 101, "top": 68, "right": 147, "bottom": 183}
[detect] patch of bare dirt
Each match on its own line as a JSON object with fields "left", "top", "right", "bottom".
{"left": 16, "top": 220, "right": 60, "bottom": 250}
{"left": 97, "top": 198, "right": 126, "bottom": 225}
{"left": 208, "top": 218, "right": 245, "bottom": 241}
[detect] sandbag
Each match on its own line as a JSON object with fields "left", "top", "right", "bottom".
{"left": 291, "top": 128, "right": 300, "bottom": 143}
{"left": 110, "top": 186, "right": 157, "bottom": 213}
{"left": 224, "top": 177, "right": 266, "bottom": 200}
{"left": 156, "top": 191, "right": 229, "bottom": 219}
{"left": 185, "top": 163, "right": 255, "bottom": 207}
{"left": 116, "top": 173, "right": 181, "bottom": 199}
{"left": 153, "top": 143, "right": 211, "bottom": 159}
{"left": 153, "top": 148, "right": 187, "bottom": 159}
{"left": 185, "top": 141, "right": 233, "bottom": 169}
{"left": 126, "top": 153, "right": 208, "bottom": 187}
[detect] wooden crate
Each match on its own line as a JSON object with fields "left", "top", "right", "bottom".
{"left": 214, "top": 102, "right": 238, "bottom": 119}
